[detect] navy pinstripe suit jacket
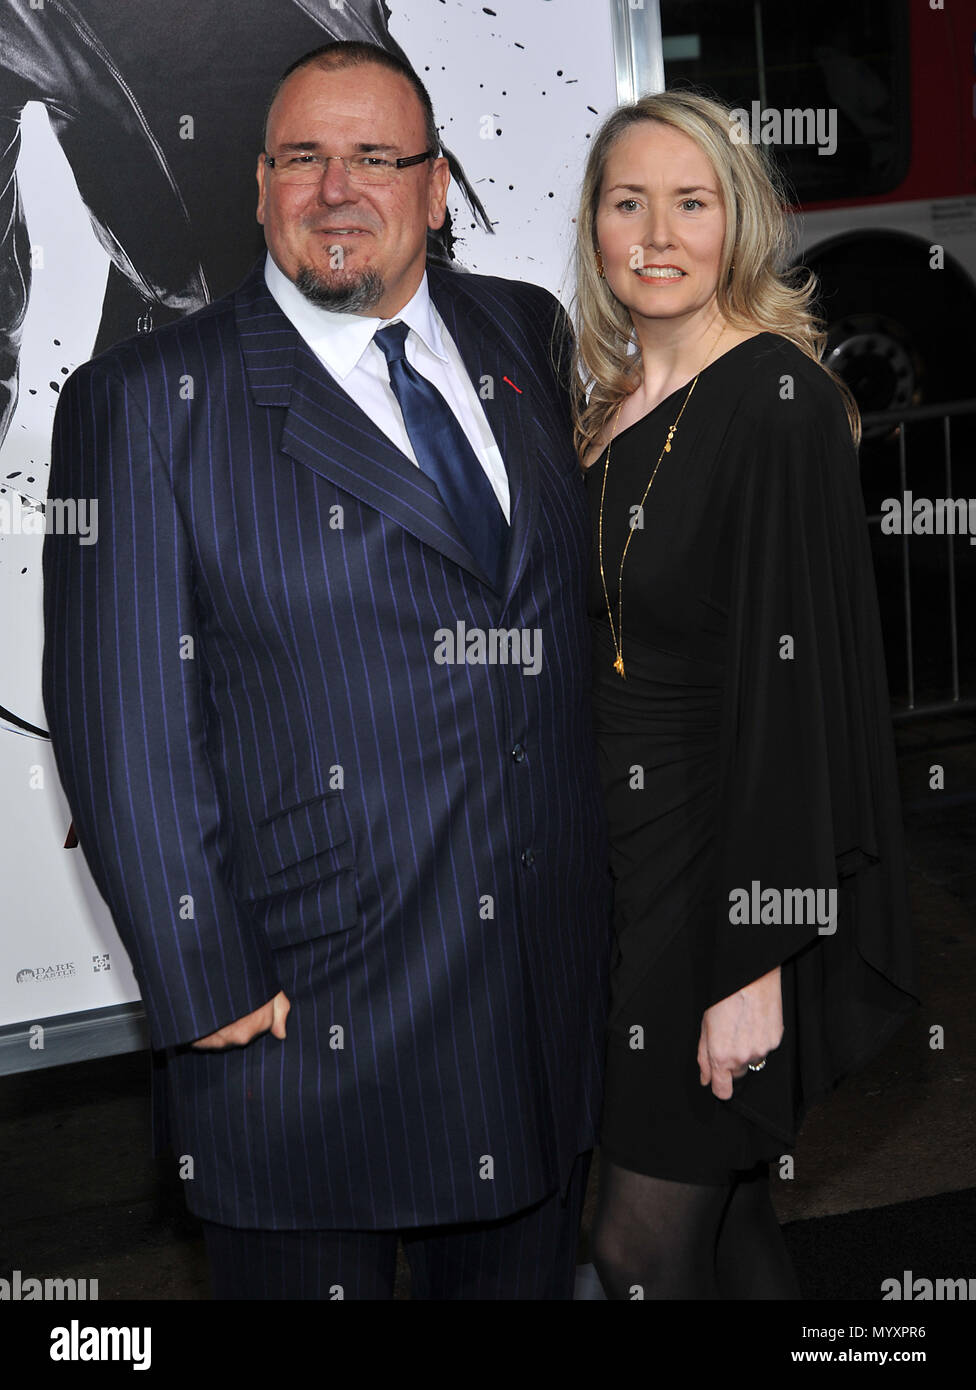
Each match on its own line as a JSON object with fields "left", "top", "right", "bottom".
{"left": 42, "top": 257, "right": 612, "bottom": 1229}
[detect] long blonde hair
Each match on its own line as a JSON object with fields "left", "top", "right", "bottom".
{"left": 570, "top": 90, "right": 860, "bottom": 459}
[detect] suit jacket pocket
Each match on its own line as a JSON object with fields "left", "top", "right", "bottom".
{"left": 227, "top": 791, "right": 358, "bottom": 949}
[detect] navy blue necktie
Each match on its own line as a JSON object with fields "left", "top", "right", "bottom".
{"left": 374, "top": 321, "right": 507, "bottom": 591}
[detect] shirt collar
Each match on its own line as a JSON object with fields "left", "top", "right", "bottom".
{"left": 263, "top": 252, "right": 447, "bottom": 380}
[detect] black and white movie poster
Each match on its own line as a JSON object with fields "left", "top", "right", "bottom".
{"left": 0, "top": 0, "right": 618, "bottom": 1026}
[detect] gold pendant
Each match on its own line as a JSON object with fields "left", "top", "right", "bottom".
{"left": 613, "top": 654, "right": 625, "bottom": 678}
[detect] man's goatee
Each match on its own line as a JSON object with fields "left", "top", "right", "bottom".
{"left": 295, "top": 265, "right": 385, "bottom": 313}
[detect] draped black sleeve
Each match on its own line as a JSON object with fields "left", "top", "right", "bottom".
{"left": 705, "top": 344, "right": 919, "bottom": 1139}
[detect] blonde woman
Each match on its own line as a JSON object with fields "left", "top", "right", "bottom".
{"left": 573, "top": 91, "right": 917, "bottom": 1299}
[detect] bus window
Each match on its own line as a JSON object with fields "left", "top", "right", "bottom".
{"left": 660, "top": 0, "right": 911, "bottom": 202}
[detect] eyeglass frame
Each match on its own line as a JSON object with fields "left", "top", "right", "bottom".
{"left": 263, "top": 149, "right": 437, "bottom": 181}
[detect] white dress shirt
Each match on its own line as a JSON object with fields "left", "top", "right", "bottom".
{"left": 264, "top": 254, "right": 510, "bottom": 522}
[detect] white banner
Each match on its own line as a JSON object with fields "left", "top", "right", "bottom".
{"left": 0, "top": 0, "right": 619, "bottom": 1034}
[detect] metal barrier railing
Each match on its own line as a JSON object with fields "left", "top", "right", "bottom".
{"left": 859, "top": 399, "right": 976, "bottom": 722}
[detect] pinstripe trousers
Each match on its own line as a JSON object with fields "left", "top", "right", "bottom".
{"left": 200, "top": 1151, "right": 590, "bottom": 1300}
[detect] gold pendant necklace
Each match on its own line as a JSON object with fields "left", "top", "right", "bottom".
{"left": 597, "top": 373, "right": 700, "bottom": 679}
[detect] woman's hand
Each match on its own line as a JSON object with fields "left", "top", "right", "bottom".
{"left": 697, "top": 966, "right": 783, "bottom": 1100}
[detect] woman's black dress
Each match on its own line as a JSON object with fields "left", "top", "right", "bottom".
{"left": 583, "top": 333, "right": 917, "bottom": 1184}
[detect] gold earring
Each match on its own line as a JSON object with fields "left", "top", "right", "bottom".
{"left": 595, "top": 249, "right": 605, "bottom": 279}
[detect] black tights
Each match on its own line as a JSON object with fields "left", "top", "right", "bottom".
{"left": 592, "top": 1159, "right": 801, "bottom": 1300}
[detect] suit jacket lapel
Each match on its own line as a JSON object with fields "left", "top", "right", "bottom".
{"left": 236, "top": 259, "right": 540, "bottom": 604}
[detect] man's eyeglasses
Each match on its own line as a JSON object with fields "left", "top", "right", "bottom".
{"left": 264, "top": 150, "right": 436, "bottom": 187}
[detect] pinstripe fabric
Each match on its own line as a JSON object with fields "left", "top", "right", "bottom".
{"left": 42, "top": 258, "right": 612, "bottom": 1230}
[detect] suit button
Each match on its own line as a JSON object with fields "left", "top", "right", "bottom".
{"left": 521, "top": 848, "right": 535, "bottom": 867}
{"left": 511, "top": 743, "right": 525, "bottom": 763}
